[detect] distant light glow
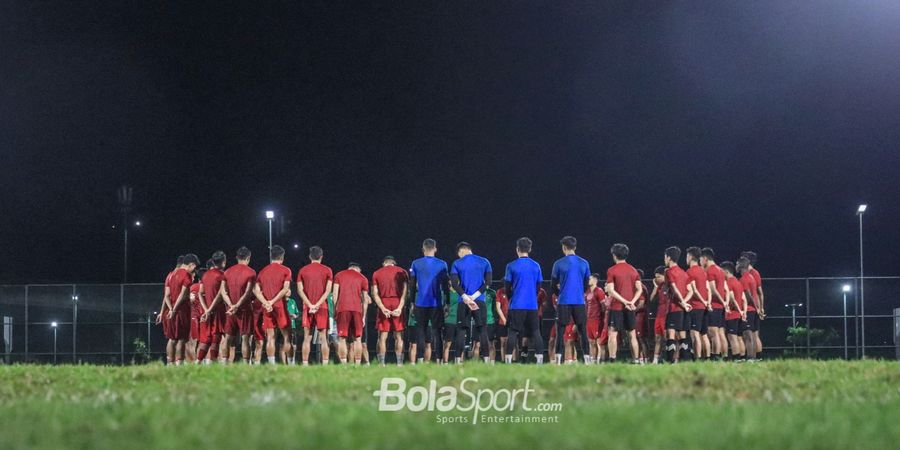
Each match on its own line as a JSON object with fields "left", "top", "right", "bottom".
{"left": 265, "top": 210, "right": 275, "bottom": 219}
{"left": 134, "top": 221, "right": 142, "bottom": 226}
{"left": 857, "top": 204, "right": 867, "bottom": 213}
{"left": 51, "top": 321, "right": 58, "bottom": 328}
{"left": 842, "top": 284, "right": 851, "bottom": 293}
{"left": 293, "top": 243, "right": 300, "bottom": 249}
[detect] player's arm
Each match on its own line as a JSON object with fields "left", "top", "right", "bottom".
{"left": 605, "top": 281, "right": 630, "bottom": 307}
{"left": 683, "top": 282, "right": 695, "bottom": 305}
{"left": 297, "top": 280, "right": 314, "bottom": 309}
{"left": 170, "top": 285, "right": 189, "bottom": 316}
{"left": 331, "top": 283, "right": 341, "bottom": 311}
{"left": 315, "top": 280, "right": 333, "bottom": 309}
{"left": 157, "top": 286, "right": 172, "bottom": 323}
{"left": 252, "top": 284, "right": 270, "bottom": 309}
{"left": 495, "top": 298, "right": 506, "bottom": 325}
{"left": 670, "top": 283, "right": 690, "bottom": 310}
{"left": 723, "top": 283, "right": 731, "bottom": 313}
{"left": 275, "top": 280, "right": 291, "bottom": 302}
{"left": 209, "top": 280, "right": 227, "bottom": 311}
{"left": 631, "top": 279, "right": 643, "bottom": 304}
{"left": 233, "top": 281, "right": 254, "bottom": 310}
{"left": 396, "top": 279, "right": 408, "bottom": 315}
{"left": 372, "top": 284, "right": 389, "bottom": 315}
{"left": 702, "top": 280, "right": 713, "bottom": 307}
{"left": 757, "top": 285, "right": 765, "bottom": 318}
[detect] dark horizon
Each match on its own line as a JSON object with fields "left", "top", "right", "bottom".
{"left": 2, "top": 1, "right": 899, "bottom": 286}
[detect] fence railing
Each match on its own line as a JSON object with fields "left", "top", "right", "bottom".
{"left": 0, "top": 277, "right": 898, "bottom": 364}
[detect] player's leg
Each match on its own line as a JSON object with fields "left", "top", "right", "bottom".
{"left": 607, "top": 311, "right": 620, "bottom": 361}
{"left": 555, "top": 306, "right": 570, "bottom": 364}
{"left": 302, "top": 327, "right": 314, "bottom": 364}
{"left": 413, "top": 308, "right": 428, "bottom": 363}
{"left": 505, "top": 311, "right": 521, "bottom": 364}
{"left": 393, "top": 329, "right": 404, "bottom": 365}
{"left": 571, "top": 305, "right": 589, "bottom": 363}
{"left": 623, "top": 310, "right": 638, "bottom": 363}
{"left": 474, "top": 307, "right": 490, "bottom": 362}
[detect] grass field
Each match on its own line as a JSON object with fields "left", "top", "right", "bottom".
{"left": 0, "top": 360, "right": 897, "bottom": 449}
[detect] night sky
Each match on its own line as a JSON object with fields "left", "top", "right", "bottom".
{"left": 2, "top": 1, "right": 899, "bottom": 285}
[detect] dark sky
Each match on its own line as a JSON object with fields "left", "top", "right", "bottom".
{"left": 2, "top": 1, "right": 899, "bottom": 284}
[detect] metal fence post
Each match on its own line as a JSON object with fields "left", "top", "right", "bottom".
{"left": 72, "top": 285, "right": 77, "bottom": 363}
{"left": 24, "top": 285, "right": 28, "bottom": 361}
{"left": 120, "top": 284, "right": 125, "bottom": 365}
{"left": 805, "top": 278, "right": 810, "bottom": 357}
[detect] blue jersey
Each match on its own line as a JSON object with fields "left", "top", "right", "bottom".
{"left": 551, "top": 254, "right": 590, "bottom": 305}
{"left": 504, "top": 257, "right": 543, "bottom": 310}
{"left": 450, "top": 254, "right": 492, "bottom": 302}
{"left": 410, "top": 256, "right": 449, "bottom": 308}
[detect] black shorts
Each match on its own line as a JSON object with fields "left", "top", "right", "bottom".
{"left": 708, "top": 309, "right": 725, "bottom": 328}
{"left": 457, "top": 302, "right": 487, "bottom": 328}
{"left": 666, "top": 311, "right": 686, "bottom": 332}
{"left": 746, "top": 311, "right": 760, "bottom": 332}
{"left": 557, "top": 304, "right": 586, "bottom": 328}
{"left": 725, "top": 319, "right": 741, "bottom": 335}
{"left": 509, "top": 309, "right": 541, "bottom": 335}
{"left": 442, "top": 323, "right": 457, "bottom": 341}
{"left": 608, "top": 309, "right": 636, "bottom": 331}
{"left": 486, "top": 324, "right": 496, "bottom": 341}
{"left": 408, "top": 324, "right": 433, "bottom": 344}
{"left": 495, "top": 324, "right": 508, "bottom": 338}
{"left": 688, "top": 309, "right": 709, "bottom": 335}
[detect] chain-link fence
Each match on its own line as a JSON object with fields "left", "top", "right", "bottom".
{"left": 0, "top": 277, "right": 897, "bottom": 364}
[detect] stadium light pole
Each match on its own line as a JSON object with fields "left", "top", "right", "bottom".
{"left": 265, "top": 210, "right": 275, "bottom": 252}
{"left": 842, "top": 284, "right": 851, "bottom": 360}
{"left": 118, "top": 186, "right": 133, "bottom": 283}
{"left": 51, "top": 322, "right": 58, "bottom": 365}
{"left": 856, "top": 204, "right": 866, "bottom": 358}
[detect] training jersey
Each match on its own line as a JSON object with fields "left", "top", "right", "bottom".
{"left": 606, "top": 262, "right": 640, "bottom": 311}
{"left": 504, "top": 256, "right": 542, "bottom": 310}
{"left": 551, "top": 254, "right": 590, "bottom": 305}
{"left": 665, "top": 265, "right": 690, "bottom": 313}
{"left": 451, "top": 254, "right": 492, "bottom": 302}
{"left": 166, "top": 268, "right": 193, "bottom": 314}
{"left": 741, "top": 272, "right": 758, "bottom": 312}
{"left": 201, "top": 267, "right": 226, "bottom": 312}
{"left": 485, "top": 288, "right": 496, "bottom": 325}
{"left": 537, "top": 288, "right": 553, "bottom": 319}
{"left": 257, "top": 263, "right": 292, "bottom": 304}
{"left": 224, "top": 263, "right": 256, "bottom": 312}
{"left": 686, "top": 264, "right": 709, "bottom": 309}
{"left": 372, "top": 265, "right": 409, "bottom": 299}
{"left": 726, "top": 277, "right": 744, "bottom": 321}
{"left": 297, "top": 262, "right": 333, "bottom": 306}
{"left": 445, "top": 290, "right": 459, "bottom": 323}
{"left": 706, "top": 264, "right": 727, "bottom": 310}
{"left": 654, "top": 279, "right": 670, "bottom": 318}
{"left": 190, "top": 283, "right": 202, "bottom": 319}
{"left": 585, "top": 287, "right": 605, "bottom": 321}
{"left": 286, "top": 298, "right": 300, "bottom": 329}
{"left": 749, "top": 268, "right": 762, "bottom": 289}
{"left": 410, "top": 256, "right": 449, "bottom": 308}
{"left": 334, "top": 269, "right": 369, "bottom": 313}
{"left": 495, "top": 288, "right": 510, "bottom": 323}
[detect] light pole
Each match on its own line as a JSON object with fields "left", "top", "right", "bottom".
{"left": 787, "top": 303, "right": 803, "bottom": 352}
{"left": 842, "top": 284, "right": 851, "bottom": 360}
{"left": 51, "top": 322, "right": 58, "bottom": 365}
{"left": 856, "top": 204, "right": 866, "bottom": 357}
{"left": 265, "top": 210, "right": 275, "bottom": 253}
{"left": 117, "top": 186, "right": 133, "bottom": 282}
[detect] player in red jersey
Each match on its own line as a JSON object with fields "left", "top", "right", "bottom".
{"left": 372, "top": 256, "right": 409, "bottom": 365}
{"left": 296, "top": 246, "right": 334, "bottom": 365}
{"left": 494, "top": 286, "right": 511, "bottom": 362}
{"left": 634, "top": 269, "right": 649, "bottom": 364}
{"left": 649, "top": 266, "right": 670, "bottom": 364}
{"left": 253, "top": 245, "right": 293, "bottom": 364}
{"left": 198, "top": 253, "right": 227, "bottom": 364}
{"left": 221, "top": 247, "right": 256, "bottom": 364}
{"left": 741, "top": 251, "right": 765, "bottom": 356}
{"left": 605, "top": 243, "right": 643, "bottom": 364}
{"left": 164, "top": 254, "right": 200, "bottom": 365}
{"left": 333, "top": 262, "right": 371, "bottom": 364}
{"left": 585, "top": 274, "right": 604, "bottom": 363}
{"left": 685, "top": 247, "right": 712, "bottom": 360}
{"left": 702, "top": 248, "right": 728, "bottom": 360}
{"left": 156, "top": 255, "right": 184, "bottom": 365}
{"left": 737, "top": 257, "right": 760, "bottom": 361}
{"left": 664, "top": 247, "right": 694, "bottom": 362}
{"left": 721, "top": 261, "right": 747, "bottom": 361}
{"left": 188, "top": 280, "right": 202, "bottom": 363}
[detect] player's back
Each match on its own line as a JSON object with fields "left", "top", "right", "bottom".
{"left": 410, "top": 256, "right": 448, "bottom": 307}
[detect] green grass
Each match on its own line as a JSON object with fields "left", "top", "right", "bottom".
{"left": 0, "top": 360, "right": 897, "bottom": 449}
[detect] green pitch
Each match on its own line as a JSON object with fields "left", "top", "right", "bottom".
{"left": 0, "top": 360, "right": 897, "bottom": 449}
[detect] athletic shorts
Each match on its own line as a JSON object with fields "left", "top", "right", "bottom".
{"left": 252, "top": 310, "right": 265, "bottom": 341}
{"left": 746, "top": 311, "right": 760, "bottom": 332}
{"left": 303, "top": 303, "right": 329, "bottom": 330}
{"left": 635, "top": 311, "right": 648, "bottom": 338}
{"left": 666, "top": 311, "right": 686, "bottom": 332}
{"left": 586, "top": 318, "right": 601, "bottom": 340}
{"left": 726, "top": 319, "right": 741, "bottom": 335}
{"left": 408, "top": 324, "right": 434, "bottom": 344}
{"left": 708, "top": 308, "right": 725, "bottom": 328}
{"left": 495, "top": 323, "right": 508, "bottom": 338}
{"left": 171, "top": 309, "right": 191, "bottom": 341}
{"left": 190, "top": 319, "right": 200, "bottom": 341}
{"left": 564, "top": 323, "right": 577, "bottom": 342}
{"left": 163, "top": 310, "right": 174, "bottom": 340}
{"left": 608, "top": 309, "right": 636, "bottom": 331}
{"left": 262, "top": 301, "right": 289, "bottom": 330}
{"left": 688, "top": 309, "right": 709, "bottom": 335}
{"left": 654, "top": 314, "right": 667, "bottom": 336}
{"left": 336, "top": 311, "right": 364, "bottom": 338}
{"left": 457, "top": 301, "right": 487, "bottom": 328}
{"left": 442, "top": 323, "right": 457, "bottom": 341}
{"left": 199, "top": 319, "right": 218, "bottom": 345}
{"left": 375, "top": 297, "right": 404, "bottom": 333}
{"left": 599, "top": 323, "right": 609, "bottom": 345}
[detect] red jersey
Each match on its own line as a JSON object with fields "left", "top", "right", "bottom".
{"left": 706, "top": 264, "right": 727, "bottom": 310}
{"left": 297, "top": 263, "right": 333, "bottom": 304}
{"left": 162, "top": 270, "right": 176, "bottom": 313}
{"left": 371, "top": 265, "right": 408, "bottom": 299}
{"left": 636, "top": 282, "right": 648, "bottom": 311}
{"left": 257, "top": 263, "right": 292, "bottom": 302}
{"left": 537, "top": 288, "right": 550, "bottom": 319}
{"left": 224, "top": 263, "right": 257, "bottom": 312}
{"left": 665, "top": 265, "right": 690, "bottom": 313}
{"left": 585, "top": 287, "right": 605, "bottom": 321}
{"left": 606, "top": 262, "right": 640, "bottom": 311}
{"left": 654, "top": 279, "right": 670, "bottom": 317}
{"left": 166, "top": 268, "right": 193, "bottom": 313}
{"left": 726, "top": 276, "right": 744, "bottom": 321}
{"left": 740, "top": 273, "right": 758, "bottom": 312}
{"left": 750, "top": 268, "right": 762, "bottom": 288}
{"left": 496, "top": 288, "right": 510, "bottom": 322}
{"left": 201, "top": 267, "right": 226, "bottom": 311}
{"left": 334, "top": 269, "right": 369, "bottom": 313}
{"left": 686, "top": 265, "right": 709, "bottom": 309}
{"left": 189, "top": 283, "right": 202, "bottom": 319}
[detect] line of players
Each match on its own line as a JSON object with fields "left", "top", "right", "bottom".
{"left": 156, "top": 236, "right": 764, "bottom": 365}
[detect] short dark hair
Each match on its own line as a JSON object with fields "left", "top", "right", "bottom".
{"left": 637, "top": 268, "right": 645, "bottom": 279}
{"left": 590, "top": 272, "right": 601, "bottom": 280}
{"left": 176, "top": 255, "right": 185, "bottom": 266}
{"left": 236, "top": 247, "right": 251, "bottom": 260}
{"left": 422, "top": 238, "right": 437, "bottom": 250}
{"left": 516, "top": 237, "right": 532, "bottom": 253}
{"left": 610, "top": 243, "right": 629, "bottom": 260}
{"left": 270, "top": 245, "right": 286, "bottom": 261}
{"left": 741, "top": 251, "right": 758, "bottom": 265}
{"left": 348, "top": 261, "right": 361, "bottom": 269}
{"left": 736, "top": 257, "right": 750, "bottom": 273}
{"left": 701, "top": 247, "right": 715, "bottom": 260}
{"left": 383, "top": 255, "right": 396, "bottom": 263}
{"left": 205, "top": 259, "right": 216, "bottom": 269}
{"left": 182, "top": 253, "right": 200, "bottom": 266}
{"left": 456, "top": 241, "right": 471, "bottom": 252}
{"left": 211, "top": 250, "right": 226, "bottom": 266}
{"left": 721, "top": 261, "right": 736, "bottom": 274}
{"left": 664, "top": 246, "right": 681, "bottom": 262}
{"left": 686, "top": 246, "right": 702, "bottom": 262}
{"left": 654, "top": 265, "right": 666, "bottom": 276}
{"left": 309, "top": 245, "right": 324, "bottom": 261}
{"left": 560, "top": 236, "right": 577, "bottom": 250}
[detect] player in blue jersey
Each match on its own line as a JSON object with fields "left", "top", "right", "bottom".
{"left": 503, "top": 237, "right": 545, "bottom": 364}
{"left": 450, "top": 242, "right": 493, "bottom": 363}
{"left": 408, "top": 238, "right": 449, "bottom": 364}
{"left": 550, "top": 236, "right": 592, "bottom": 365}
